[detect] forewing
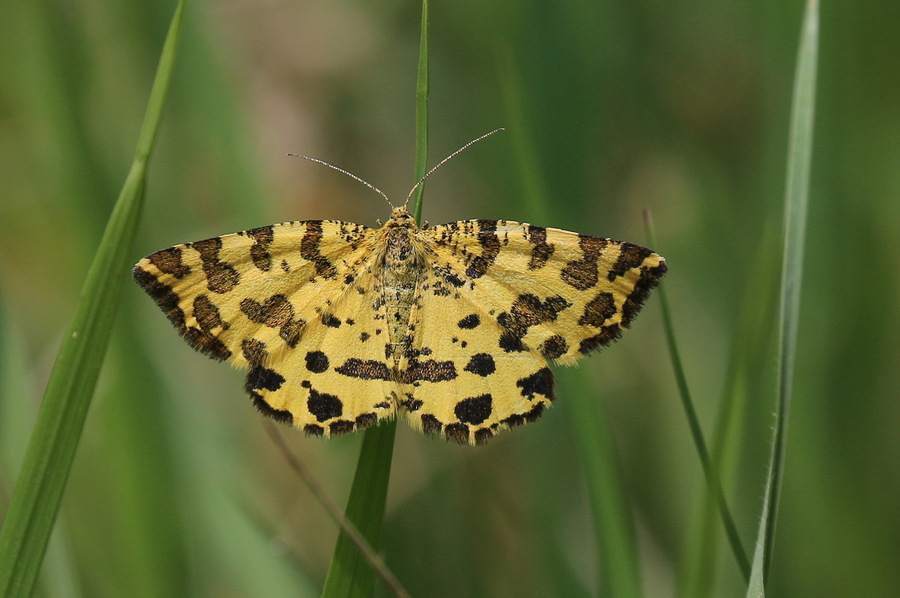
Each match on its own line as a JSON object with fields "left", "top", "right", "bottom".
{"left": 134, "top": 220, "right": 397, "bottom": 436}
{"left": 421, "top": 219, "right": 667, "bottom": 366}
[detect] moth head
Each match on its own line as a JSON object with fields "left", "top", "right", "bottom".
{"left": 387, "top": 206, "right": 417, "bottom": 228}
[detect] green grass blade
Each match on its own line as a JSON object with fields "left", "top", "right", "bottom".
{"left": 0, "top": 2, "right": 184, "bottom": 596}
{"left": 410, "top": 0, "right": 429, "bottom": 223}
{"left": 562, "top": 373, "right": 643, "bottom": 598}
{"left": 746, "top": 1, "right": 819, "bottom": 595}
{"left": 0, "top": 301, "right": 81, "bottom": 598}
{"left": 495, "top": 45, "right": 548, "bottom": 224}
{"left": 644, "top": 211, "right": 751, "bottom": 591}
{"left": 498, "top": 22, "right": 641, "bottom": 598}
{"left": 263, "top": 425, "right": 407, "bottom": 597}
{"left": 318, "top": 423, "right": 400, "bottom": 598}
{"left": 321, "top": 3, "right": 429, "bottom": 597}
{"left": 683, "top": 223, "right": 781, "bottom": 596}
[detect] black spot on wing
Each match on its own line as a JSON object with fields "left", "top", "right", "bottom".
{"left": 246, "top": 225, "right": 274, "bottom": 272}
{"left": 147, "top": 247, "right": 191, "bottom": 278}
{"left": 517, "top": 367, "right": 554, "bottom": 401}
{"left": 241, "top": 338, "right": 268, "bottom": 365}
{"left": 304, "top": 424, "right": 324, "bottom": 437}
{"left": 474, "top": 428, "right": 494, "bottom": 445}
{"left": 307, "top": 388, "right": 342, "bottom": 422}
{"left": 540, "top": 335, "right": 569, "bottom": 360}
{"left": 335, "top": 358, "right": 392, "bottom": 381}
{"left": 454, "top": 394, "right": 493, "bottom": 425}
{"left": 421, "top": 414, "right": 443, "bottom": 435}
{"left": 464, "top": 353, "right": 495, "bottom": 376}
{"left": 246, "top": 366, "right": 285, "bottom": 394}
{"left": 241, "top": 294, "right": 292, "bottom": 326}
{"left": 190, "top": 237, "right": 241, "bottom": 293}
{"left": 400, "top": 396, "right": 423, "bottom": 411}
{"left": 321, "top": 313, "right": 341, "bottom": 328}
{"left": 608, "top": 243, "right": 653, "bottom": 281}
{"left": 561, "top": 235, "right": 608, "bottom": 291}
{"left": 404, "top": 359, "right": 457, "bottom": 383}
{"left": 444, "top": 423, "right": 470, "bottom": 444}
{"left": 437, "top": 266, "right": 466, "bottom": 289}
{"left": 300, "top": 221, "right": 338, "bottom": 278}
{"left": 356, "top": 413, "right": 378, "bottom": 429}
{"left": 465, "top": 220, "right": 501, "bottom": 279}
{"left": 526, "top": 226, "right": 554, "bottom": 270}
{"left": 329, "top": 420, "right": 355, "bottom": 435}
{"left": 305, "top": 351, "right": 330, "bottom": 373}
{"left": 497, "top": 294, "right": 571, "bottom": 353}
{"left": 457, "top": 314, "right": 480, "bottom": 329}
{"left": 579, "top": 292, "right": 617, "bottom": 327}
{"left": 193, "top": 295, "right": 228, "bottom": 333}
{"left": 240, "top": 294, "right": 305, "bottom": 348}
{"left": 245, "top": 366, "right": 290, "bottom": 423}
{"left": 501, "top": 402, "right": 545, "bottom": 428}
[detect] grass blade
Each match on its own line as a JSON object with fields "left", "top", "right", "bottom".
{"left": 320, "top": 423, "right": 397, "bottom": 598}
{"left": 644, "top": 210, "right": 751, "bottom": 591}
{"left": 497, "top": 22, "right": 641, "bottom": 598}
{"left": 265, "top": 425, "right": 408, "bottom": 595}
{"left": 0, "top": 2, "right": 184, "bottom": 596}
{"left": 320, "top": 422, "right": 398, "bottom": 598}
{"left": 683, "top": 223, "right": 781, "bottom": 596}
{"left": 562, "top": 373, "right": 643, "bottom": 598}
{"left": 410, "top": 0, "right": 429, "bottom": 222}
{"left": 746, "top": 0, "right": 819, "bottom": 594}
{"left": 321, "top": 2, "right": 429, "bottom": 597}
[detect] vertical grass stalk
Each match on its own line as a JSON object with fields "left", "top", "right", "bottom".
{"left": 320, "top": 2, "right": 429, "bottom": 597}
{"left": 747, "top": 0, "right": 819, "bottom": 594}
{"left": 410, "top": 0, "right": 429, "bottom": 222}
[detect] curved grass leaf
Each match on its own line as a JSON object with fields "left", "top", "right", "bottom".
{"left": 746, "top": 0, "right": 819, "bottom": 595}
{"left": 0, "top": 2, "right": 184, "bottom": 596}
{"left": 644, "top": 210, "right": 754, "bottom": 593}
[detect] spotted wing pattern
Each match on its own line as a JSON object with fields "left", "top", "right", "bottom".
{"left": 134, "top": 209, "right": 666, "bottom": 445}
{"left": 134, "top": 220, "right": 398, "bottom": 438}
{"left": 389, "top": 219, "right": 667, "bottom": 444}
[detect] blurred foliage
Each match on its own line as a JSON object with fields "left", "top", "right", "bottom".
{"left": 1, "top": 0, "right": 898, "bottom": 596}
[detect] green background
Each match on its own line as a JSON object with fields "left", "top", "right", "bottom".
{"left": 1, "top": 1, "right": 897, "bottom": 596}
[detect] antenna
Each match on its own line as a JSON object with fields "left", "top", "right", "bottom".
{"left": 289, "top": 127, "right": 506, "bottom": 212}
{"left": 287, "top": 154, "right": 394, "bottom": 209}
{"left": 404, "top": 128, "right": 506, "bottom": 207}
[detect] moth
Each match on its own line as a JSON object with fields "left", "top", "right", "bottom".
{"left": 134, "top": 146, "right": 666, "bottom": 445}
